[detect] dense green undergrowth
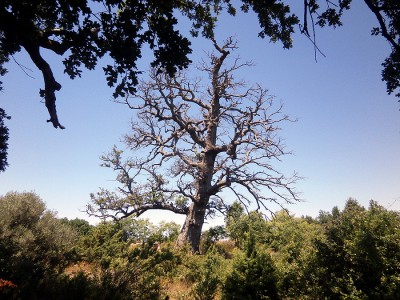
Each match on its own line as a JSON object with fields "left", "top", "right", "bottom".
{"left": 1, "top": 192, "right": 400, "bottom": 299}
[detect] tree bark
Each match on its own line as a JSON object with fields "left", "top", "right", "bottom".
{"left": 176, "top": 200, "right": 208, "bottom": 253}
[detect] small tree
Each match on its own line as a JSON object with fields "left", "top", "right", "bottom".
{"left": 87, "top": 38, "right": 299, "bottom": 253}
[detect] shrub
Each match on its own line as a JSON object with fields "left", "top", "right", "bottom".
{"left": 223, "top": 234, "right": 279, "bottom": 300}
{"left": 0, "top": 192, "right": 78, "bottom": 298}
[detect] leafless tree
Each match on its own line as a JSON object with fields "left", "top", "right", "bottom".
{"left": 87, "top": 38, "right": 299, "bottom": 253}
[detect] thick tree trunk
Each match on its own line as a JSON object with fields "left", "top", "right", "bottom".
{"left": 176, "top": 200, "right": 208, "bottom": 253}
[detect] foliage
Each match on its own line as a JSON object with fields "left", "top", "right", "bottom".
{"left": 151, "top": 220, "right": 181, "bottom": 244}
{"left": 266, "top": 211, "right": 325, "bottom": 298}
{"left": 0, "top": 194, "right": 167, "bottom": 299}
{"left": 0, "top": 0, "right": 300, "bottom": 131}
{"left": 223, "top": 233, "right": 279, "bottom": 300}
{"left": 121, "top": 218, "right": 180, "bottom": 244}
{"left": 365, "top": 0, "right": 400, "bottom": 97}
{"left": 0, "top": 192, "right": 78, "bottom": 299}
{"left": 190, "top": 251, "right": 225, "bottom": 300}
{"left": 60, "top": 217, "right": 93, "bottom": 236}
{"left": 0, "top": 108, "right": 10, "bottom": 172}
{"left": 77, "top": 220, "right": 130, "bottom": 268}
{"left": 164, "top": 248, "right": 227, "bottom": 300}
{"left": 225, "top": 203, "right": 270, "bottom": 249}
{"left": 69, "top": 219, "right": 182, "bottom": 299}
{"left": 122, "top": 218, "right": 156, "bottom": 243}
{"left": 2, "top": 191, "right": 400, "bottom": 299}
{"left": 1, "top": 1, "right": 399, "bottom": 180}
{"left": 0, "top": 1, "right": 397, "bottom": 131}
{"left": 39, "top": 261, "right": 162, "bottom": 300}
{"left": 200, "top": 225, "right": 227, "bottom": 254}
{"left": 314, "top": 198, "right": 400, "bottom": 298}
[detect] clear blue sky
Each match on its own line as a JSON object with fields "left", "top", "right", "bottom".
{"left": 1, "top": 2, "right": 399, "bottom": 226}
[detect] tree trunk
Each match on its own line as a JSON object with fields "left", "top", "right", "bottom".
{"left": 176, "top": 200, "right": 207, "bottom": 253}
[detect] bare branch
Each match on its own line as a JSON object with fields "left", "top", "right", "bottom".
{"left": 90, "top": 38, "right": 299, "bottom": 251}
{"left": 23, "top": 43, "right": 65, "bottom": 129}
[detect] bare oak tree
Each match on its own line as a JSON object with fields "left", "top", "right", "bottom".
{"left": 87, "top": 38, "right": 299, "bottom": 252}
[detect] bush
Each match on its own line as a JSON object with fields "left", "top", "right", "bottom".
{"left": 222, "top": 234, "right": 279, "bottom": 300}
{"left": 190, "top": 251, "right": 225, "bottom": 300}
{"left": 0, "top": 192, "right": 78, "bottom": 299}
{"left": 314, "top": 199, "right": 400, "bottom": 298}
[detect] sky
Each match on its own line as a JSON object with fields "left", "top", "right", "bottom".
{"left": 1, "top": 2, "right": 399, "bottom": 227}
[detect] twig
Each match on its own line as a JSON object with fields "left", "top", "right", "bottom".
{"left": 11, "top": 55, "right": 35, "bottom": 79}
